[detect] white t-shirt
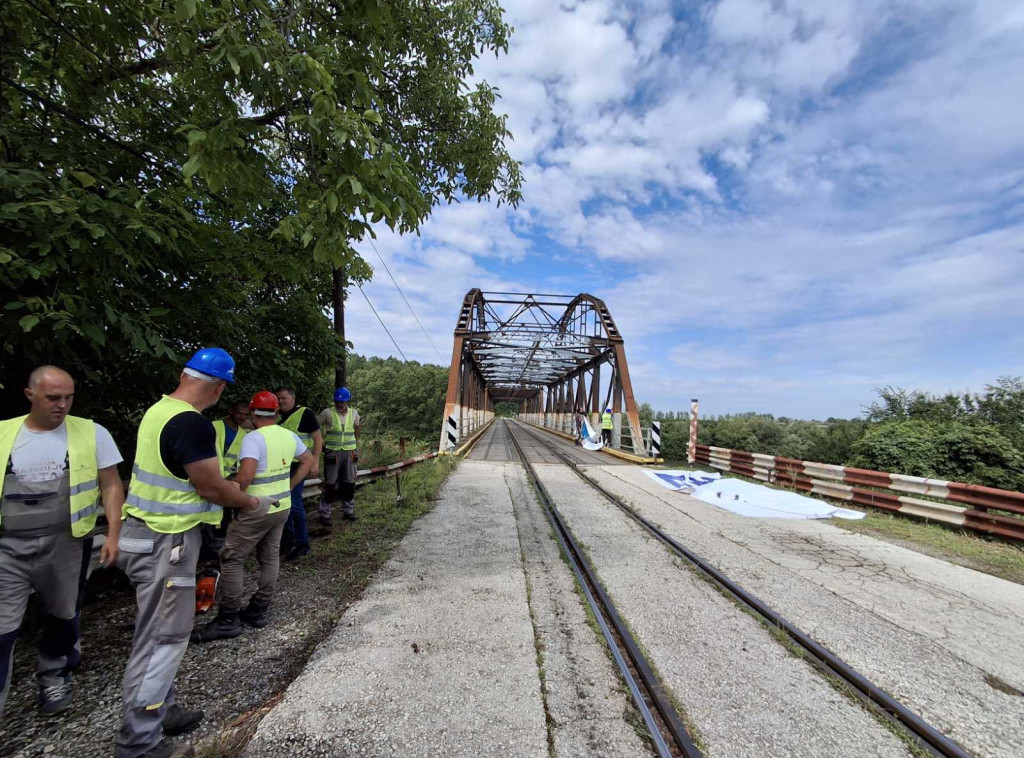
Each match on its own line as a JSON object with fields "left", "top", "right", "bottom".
{"left": 238, "top": 429, "right": 307, "bottom": 474}
{"left": 9, "top": 420, "right": 122, "bottom": 484}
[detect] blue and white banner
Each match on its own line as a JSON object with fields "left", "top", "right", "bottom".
{"left": 581, "top": 417, "right": 603, "bottom": 451}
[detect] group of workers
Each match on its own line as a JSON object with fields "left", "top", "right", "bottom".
{"left": 0, "top": 347, "right": 361, "bottom": 758}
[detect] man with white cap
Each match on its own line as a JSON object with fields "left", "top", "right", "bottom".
{"left": 115, "top": 348, "right": 279, "bottom": 758}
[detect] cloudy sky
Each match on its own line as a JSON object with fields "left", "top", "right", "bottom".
{"left": 348, "top": 0, "right": 1024, "bottom": 420}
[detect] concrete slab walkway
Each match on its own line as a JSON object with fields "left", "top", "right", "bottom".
{"left": 245, "top": 460, "right": 641, "bottom": 758}
{"left": 581, "top": 463, "right": 1024, "bottom": 758}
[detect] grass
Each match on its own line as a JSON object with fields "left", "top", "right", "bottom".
{"left": 831, "top": 510, "right": 1024, "bottom": 585}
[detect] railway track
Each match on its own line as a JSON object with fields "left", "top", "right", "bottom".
{"left": 506, "top": 419, "right": 974, "bottom": 758}
{"left": 506, "top": 421, "right": 703, "bottom": 758}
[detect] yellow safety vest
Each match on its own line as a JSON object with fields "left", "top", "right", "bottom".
{"left": 324, "top": 408, "right": 357, "bottom": 452}
{"left": 212, "top": 419, "right": 246, "bottom": 477}
{"left": 124, "top": 395, "right": 222, "bottom": 534}
{"left": 280, "top": 406, "right": 312, "bottom": 459}
{"left": 245, "top": 425, "right": 295, "bottom": 513}
{"left": 601, "top": 412, "right": 614, "bottom": 430}
{"left": 0, "top": 415, "right": 100, "bottom": 537}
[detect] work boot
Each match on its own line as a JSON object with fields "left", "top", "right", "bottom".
{"left": 190, "top": 611, "right": 242, "bottom": 643}
{"left": 283, "top": 544, "right": 310, "bottom": 562}
{"left": 38, "top": 672, "right": 72, "bottom": 714}
{"left": 341, "top": 512, "right": 358, "bottom": 522}
{"left": 140, "top": 737, "right": 195, "bottom": 758}
{"left": 240, "top": 599, "right": 271, "bottom": 628}
{"left": 162, "top": 703, "right": 204, "bottom": 736}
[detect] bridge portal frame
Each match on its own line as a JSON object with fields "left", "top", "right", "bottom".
{"left": 439, "top": 289, "right": 647, "bottom": 455}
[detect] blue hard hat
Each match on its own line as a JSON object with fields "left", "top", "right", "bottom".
{"left": 185, "top": 347, "right": 236, "bottom": 383}
{"left": 606, "top": 407, "right": 612, "bottom": 412}
{"left": 334, "top": 387, "right": 351, "bottom": 402}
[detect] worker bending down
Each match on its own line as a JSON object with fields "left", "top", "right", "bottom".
{"left": 193, "top": 391, "right": 316, "bottom": 641}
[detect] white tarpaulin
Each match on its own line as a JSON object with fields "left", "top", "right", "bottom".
{"left": 580, "top": 418, "right": 604, "bottom": 451}
{"left": 646, "top": 470, "right": 865, "bottom": 520}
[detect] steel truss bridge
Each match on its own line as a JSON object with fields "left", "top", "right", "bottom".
{"left": 439, "top": 290, "right": 649, "bottom": 456}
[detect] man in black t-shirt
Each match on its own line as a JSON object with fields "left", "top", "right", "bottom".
{"left": 274, "top": 387, "right": 323, "bottom": 561}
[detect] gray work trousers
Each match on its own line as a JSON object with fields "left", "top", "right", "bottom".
{"left": 115, "top": 518, "right": 200, "bottom": 758}
{"left": 0, "top": 530, "right": 89, "bottom": 717}
{"left": 320, "top": 450, "right": 356, "bottom": 519}
{"left": 219, "top": 508, "right": 289, "bottom": 613}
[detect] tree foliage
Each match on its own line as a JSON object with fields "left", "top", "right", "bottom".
{"left": 343, "top": 355, "right": 448, "bottom": 441}
{"left": 0, "top": 0, "right": 521, "bottom": 443}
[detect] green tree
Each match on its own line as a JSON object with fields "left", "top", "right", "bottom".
{"left": 1, "top": 0, "right": 522, "bottom": 441}
{"left": 344, "top": 355, "right": 448, "bottom": 442}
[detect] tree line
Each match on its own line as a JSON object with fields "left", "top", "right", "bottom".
{"left": 1, "top": 0, "right": 519, "bottom": 455}
{"left": 643, "top": 377, "right": 1024, "bottom": 491}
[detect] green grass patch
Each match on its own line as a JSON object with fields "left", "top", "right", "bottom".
{"left": 832, "top": 510, "right": 1024, "bottom": 585}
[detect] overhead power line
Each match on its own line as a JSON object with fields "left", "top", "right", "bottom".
{"left": 367, "top": 239, "right": 446, "bottom": 363}
{"left": 356, "top": 283, "right": 409, "bottom": 362}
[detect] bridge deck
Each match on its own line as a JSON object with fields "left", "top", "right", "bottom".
{"left": 247, "top": 451, "right": 1024, "bottom": 757}
{"left": 465, "top": 418, "right": 629, "bottom": 464}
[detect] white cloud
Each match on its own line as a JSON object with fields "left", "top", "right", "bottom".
{"left": 347, "top": 0, "right": 1024, "bottom": 420}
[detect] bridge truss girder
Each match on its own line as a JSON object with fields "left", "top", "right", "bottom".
{"left": 439, "top": 290, "right": 647, "bottom": 455}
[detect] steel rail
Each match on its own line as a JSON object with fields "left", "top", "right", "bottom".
{"left": 513, "top": 421, "right": 974, "bottom": 758}
{"left": 505, "top": 421, "right": 702, "bottom": 758}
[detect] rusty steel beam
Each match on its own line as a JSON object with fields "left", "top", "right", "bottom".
{"left": 439, "top": 290, "right": 651, "bottom": 455}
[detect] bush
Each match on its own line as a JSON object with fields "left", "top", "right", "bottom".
{"left": 851, "top": 420, "right": 1024, "bottom": 490}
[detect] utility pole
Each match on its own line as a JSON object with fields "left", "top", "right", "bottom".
{"left": 333, "top": 266, "right": 346, "bottom": 387}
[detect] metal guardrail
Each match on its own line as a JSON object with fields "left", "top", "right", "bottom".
{"left": 695, "top": 444, "right": 1024, "bottom": 541}
{"left": 301, "top": 451, "right": 440, "bottom": 500}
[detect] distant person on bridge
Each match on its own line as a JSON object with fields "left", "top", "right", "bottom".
{"left": 275, "top": 387, "right": 322, "bottom": 561}
{"left": 317, "top": 388, "right": 361, "bottom": 526}
{"left": 601, "top": 407, "right": 614, "bottom": 447}
{"left": 115, "top": 348, "right": 277, "bottom": 758}
{"left": 0, "top": 366, "right": 124, "bottom": 719}
{"left": 573, "top": 405, "right": 584, "bottom": 446}
{"left": 192, "top": 392, "right": 316, "bottom": 642}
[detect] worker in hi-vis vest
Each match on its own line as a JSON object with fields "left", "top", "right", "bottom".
{"left": 211, "top": 400, "right": 248, "bottom": 477}
{"left": 193, "top": 391, "right": 316, "bottom": 642}
{"left": 601, "top": 407, "right": 614, "bottom": 447}
{"left": 115, "top": 348, "right": 278, "bottom": 758}
{"left": 0, "top": 366, "right": 125, "bottom": 718}
{"left": 203, "top": 400, "right": 250, "bottom": 556}
{"left": 317, "top": 387, "right": 361, "bottom": 526}
{"left": 275, "top": 386, "right": 322, "bottom": 561}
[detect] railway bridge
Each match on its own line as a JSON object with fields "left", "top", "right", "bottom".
{"left": 437, "top": 289, "right": 652, "bottom": 457}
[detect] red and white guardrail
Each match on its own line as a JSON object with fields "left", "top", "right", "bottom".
{"left": 694, "top": 444, "right": 1024, "bottom": 541}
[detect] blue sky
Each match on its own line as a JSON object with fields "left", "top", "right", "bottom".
{"left": 347, "top": 0, "right": 1024, "bottom": 420}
